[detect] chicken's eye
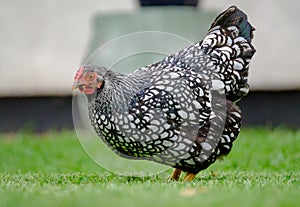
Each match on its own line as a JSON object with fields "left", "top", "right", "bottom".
{"left": 85, "top": 73, "right": 96, "bottom": 80}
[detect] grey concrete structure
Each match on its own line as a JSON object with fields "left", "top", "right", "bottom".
{"left": 0, "top": 0, "right": 299, "bottom": 94}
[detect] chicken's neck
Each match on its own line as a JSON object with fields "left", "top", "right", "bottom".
{"left": 88, "top": 70, "right": 150, "bottom": 112}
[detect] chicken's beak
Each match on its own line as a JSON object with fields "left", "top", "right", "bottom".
{"left": 72, "top": 82, "right": 79, "bottom": 90}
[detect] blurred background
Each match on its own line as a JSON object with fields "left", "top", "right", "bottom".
{"left": 0, "top": 0, "right": 299, "bottom": 132}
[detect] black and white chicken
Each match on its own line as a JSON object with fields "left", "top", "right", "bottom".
{"left": 72, "top": 6, "right": 256, "bottom": 181}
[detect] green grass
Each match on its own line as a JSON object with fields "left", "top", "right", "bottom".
{"left": 0, "top": 128, "right": 300, "bottom": 207}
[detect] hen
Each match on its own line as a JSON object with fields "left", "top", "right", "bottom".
{"left": 72, "top": 6, "right": 256, "bottom": 181}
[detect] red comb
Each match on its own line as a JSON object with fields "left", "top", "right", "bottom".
{"left": 74, "top": 66, "right": 84, "bottom": 81}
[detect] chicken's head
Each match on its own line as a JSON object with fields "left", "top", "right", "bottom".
{"left": 72, "top": 65, "right": 105, "bottom": 95}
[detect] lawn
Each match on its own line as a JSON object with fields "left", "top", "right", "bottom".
{"left": 0, "top": 128, "right": 299, "bottom": 207}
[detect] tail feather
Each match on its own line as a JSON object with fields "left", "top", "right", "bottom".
{"left": 210, "top": 6, "right": 255, "bottom": 43}
{"left": 204, "top": 6, "right": 256, "bottom": 101}
{"left": 160, "top": 6, "right": 256, "bottom": 102}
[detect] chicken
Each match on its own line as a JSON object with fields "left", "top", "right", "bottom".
{"left": 72, "top": 6, "right": 256, "bottom": 181}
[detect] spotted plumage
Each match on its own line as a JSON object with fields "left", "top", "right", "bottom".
{"left": 73, "top": 6, "right": 256, "bottom": 181}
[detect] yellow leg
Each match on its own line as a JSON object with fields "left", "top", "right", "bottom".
{"left": 169, "top": 168, "right": 182, "bottom": 181}
{"left": 183, "top": 173, "right": 197, "bottom": 182}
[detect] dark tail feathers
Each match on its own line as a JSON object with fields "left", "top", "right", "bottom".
{"left": 210, "top": 6, "right": 255, "bottom": 42}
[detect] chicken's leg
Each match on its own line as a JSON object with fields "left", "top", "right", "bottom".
{"left": 168, "top": 168, "right": 182, "bottom": 181}
{"left": 183, "top": 172, "right": 197, "bottom": 182}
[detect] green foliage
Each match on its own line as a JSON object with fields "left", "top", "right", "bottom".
{"left": 0, "top": 128, "right": 299, "bottom": 207}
